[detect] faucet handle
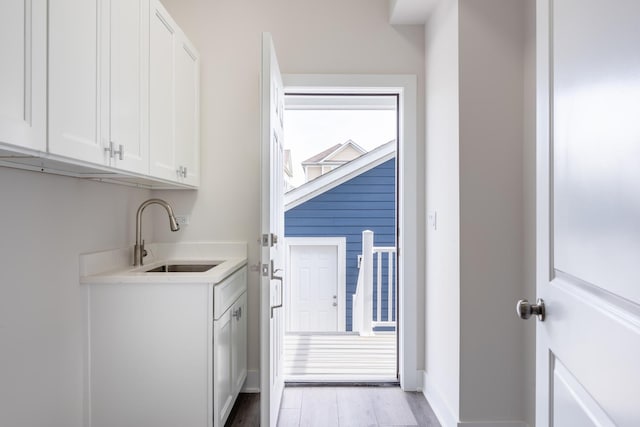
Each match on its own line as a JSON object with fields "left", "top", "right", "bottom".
{"left": 141, "top": 239, "right": 148, "bottom": 258}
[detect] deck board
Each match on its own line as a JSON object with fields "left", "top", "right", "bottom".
{"left": 284, "top": 332, "right": 397, "bottom": 381}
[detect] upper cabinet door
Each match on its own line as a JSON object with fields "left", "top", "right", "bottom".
{"left": 103, "top": 0, "right": 150, "bottom": 174}
{"left": 49, "top": 0, "right": 107, "bottom": 165}
{"left": 149, "top": 0, "right": 178, "bottom": 181}
{"left": 0, "top": 0, "right": 46, "bottom": 152}
{"left": 175, "top": 38, "right": 200, "bottom": 187}
{"left": 149, "top": 0, "right": 200, "bottom": 185}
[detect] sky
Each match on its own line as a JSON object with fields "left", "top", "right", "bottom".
{"left": 283, "top": 109, "right": 397, "bottom": 188}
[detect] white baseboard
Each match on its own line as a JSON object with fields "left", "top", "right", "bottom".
{"left": 459, "top": 422, "right": 528, "bottom": 427}
{"left": 422, "top": 371, "right": 458, "bottom": 427}
{"left": 241, "top": 370, "right": 260, "bottom": 393}
{"left": 401, "top": 369, "right": 424, "bottom": 391}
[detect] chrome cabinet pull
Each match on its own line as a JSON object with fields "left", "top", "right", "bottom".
{"left": 104, "top": 142, "right": 124, "bottom": 160}
{"left": 113, "top": 144, "right": 124, "bottom": 160}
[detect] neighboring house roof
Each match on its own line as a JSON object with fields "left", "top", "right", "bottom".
{"left": 301, "top": 140, "right": 367, "bottom": 166}
{"left": 285, "top": 140, "right": 396, "bottom": 211}
{"left": 301, "top": 144, "right": 342, "bottom": 164}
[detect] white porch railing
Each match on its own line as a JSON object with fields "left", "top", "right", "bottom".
{"left": 352, "top": 230, "right": 397, "bottom": 336}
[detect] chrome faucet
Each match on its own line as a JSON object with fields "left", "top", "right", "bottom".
{"left": 134, "top": 198, "right": 180, "bottom": 266}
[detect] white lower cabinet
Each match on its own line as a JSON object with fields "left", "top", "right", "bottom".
{"left": 214, "top": 292, "right": 247, "bottom": 427}
{"left": 85, "top": 266, "right": 247, "bottom": 427}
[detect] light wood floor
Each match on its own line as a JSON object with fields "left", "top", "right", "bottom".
{"left": 224, "top": 387, "right": 442, "bottom": 427}
{"left": 284, "top": 333, "right": 397, "bottom": 381}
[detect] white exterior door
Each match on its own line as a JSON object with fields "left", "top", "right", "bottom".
{"left": 260, "top": 33, "right": 285, "bottom": 427}
{"left": 535, "top": 1, "right": 640, "bottom": 425}
{"left": 289, "top": 245, "right": 338, "bottom": 332}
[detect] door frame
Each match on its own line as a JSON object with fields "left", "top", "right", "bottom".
{"left": 282, "top": 74, "right": 420, "bottom": 390}
{"left": 284, "top": 237, "right": 347, "bottom": 332}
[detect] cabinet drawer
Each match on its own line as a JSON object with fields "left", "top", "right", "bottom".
{"left": 214, "top": 266, "right": 247, "bottom": 320}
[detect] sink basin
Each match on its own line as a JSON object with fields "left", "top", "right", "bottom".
{"left": 145, "top": 263, "right": 220, "bottom": 273}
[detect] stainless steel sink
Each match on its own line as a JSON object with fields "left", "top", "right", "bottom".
{"left": 145, "top": 263, "right": 220, "bottom": 273}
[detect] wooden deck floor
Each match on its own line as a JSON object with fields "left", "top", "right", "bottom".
{"left": 284, "top": 332, "right": 397, "bottom": 382}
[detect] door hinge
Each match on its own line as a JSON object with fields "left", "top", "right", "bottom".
{"left": 261, "top": 263, "right": 269, "bottom": 277}
{"left": 261, "top": 233, "right": 278, "bottom": 247}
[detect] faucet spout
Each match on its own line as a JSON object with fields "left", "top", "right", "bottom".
{"left": 134, "top": 198, "right": 180, "bottom": 266}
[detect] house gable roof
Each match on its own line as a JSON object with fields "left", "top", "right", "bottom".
{"left": 301, "top": 140, "right": 367, "bottom": 165}
{"left": 285, "top": 140, "right": 396, "bottom": 211}
{"left": 301, "top": 143, "right": 342, "bottom": 164}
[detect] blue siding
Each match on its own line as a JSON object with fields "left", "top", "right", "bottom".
{"left": 285, "top": 159, "right": 396, "bottom": 331}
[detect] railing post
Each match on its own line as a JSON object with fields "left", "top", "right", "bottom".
{"left": 361, "top": 230, "right": 374, "bottom": 336}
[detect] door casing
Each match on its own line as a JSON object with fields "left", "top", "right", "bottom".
{"left": 282, "top": 74, "right": 420, "bottom": 389}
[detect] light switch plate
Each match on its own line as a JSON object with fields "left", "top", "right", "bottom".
{"left": 427, "top": 211, "right": 437, "bottom": 231}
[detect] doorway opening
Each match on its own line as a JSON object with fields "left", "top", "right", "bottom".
{"left": 282, "top": 93, "right": 399, "bottom": 382}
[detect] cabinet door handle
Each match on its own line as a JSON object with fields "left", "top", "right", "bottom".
{"left": 233, "top": 307, "right": 242, "bottom": 320}
{"left": 176, "top": 166, "right": 188, "bottom": 178}
{"left": 114, "top": 144, "right": 124, "bottom": 161}
{"left": 105, "top": 142, "right": 125, "bottom": 160}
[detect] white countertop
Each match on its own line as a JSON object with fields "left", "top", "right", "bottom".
{"left": 80, "top": 242, "right": 248, "bottom": 285}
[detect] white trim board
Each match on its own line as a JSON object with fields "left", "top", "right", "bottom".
{"left": 285, "top": 94, "right": 397, "bottom": 110}
{"left": 284, "top": 237, "right": 347, "bottom": 332}
{"left": 285, "top": 140, "right": 396, "bottom": 211}
{"left": 282, "top": 74, "right": 419, "bottom": 390}
{"left": 422, "top": 371, "right": 459, "bottom": 427}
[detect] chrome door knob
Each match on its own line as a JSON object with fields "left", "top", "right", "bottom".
{"left": 516, "top": 298, "right": 545, "bottom": 321}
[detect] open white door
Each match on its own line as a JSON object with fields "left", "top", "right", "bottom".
{"left": 260, "top": 32, "right": 285, "bottom": 427}
{"left": 533, "top": 1, "right": 640, "bottom": 425}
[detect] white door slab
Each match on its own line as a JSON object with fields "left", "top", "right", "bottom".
{"left": 260, "top": 32, "right": 285, "bottom": 427}
{"left": 289, "top": 245, "right": 338, "bottom": 332}
{"left": 536, "top": 0, "right": 640, "bottom": 425}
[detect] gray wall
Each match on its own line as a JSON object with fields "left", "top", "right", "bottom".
{"left": 0, "top": 168, "right": 151, "bottom": 427}
{"left": 423, "top": 0, "right": 536, "bottom": 425}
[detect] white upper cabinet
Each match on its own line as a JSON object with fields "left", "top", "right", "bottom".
{"left": 175, "top": 38, "right": 201, "bottom": 187}
{"left": 49, "top": 0, "right": 106, "bottom": 164}
{"left": 0, "top": 0, "right": 46, "bottom": 152}
{"left": 149, "top": 0, "right": 178, "bottom": 181}
{"left": 1, "top": 0, "right": 199, "bottom": 187}
{"left": 150, "top": 0, "right": 200, "bottom": 184}
{"left": 103, "top": 0, "right": 150, "bottom": 174}
{"left": 49, "top": 0, "right": 152, "bottom": 172}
